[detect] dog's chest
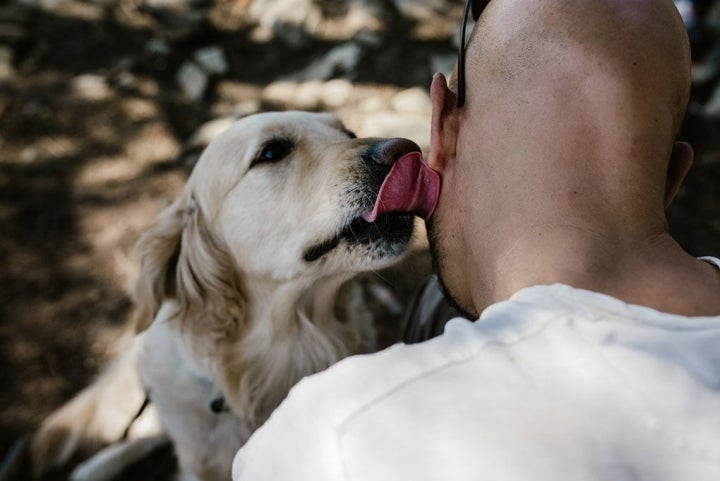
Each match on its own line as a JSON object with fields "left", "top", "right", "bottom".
{"left": 139, "top": 318, "right": 252, "bottom": 480}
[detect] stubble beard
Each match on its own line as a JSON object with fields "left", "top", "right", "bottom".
{"left": 426, "top": 217, "right": 478, "bottom": 319}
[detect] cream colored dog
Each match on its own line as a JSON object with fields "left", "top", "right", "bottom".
{"left": 31, "top": 111, "right": 420, "bottom": 481}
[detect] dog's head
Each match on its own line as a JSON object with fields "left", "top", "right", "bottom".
{"left": 192, "top": 111, "right": 417, "bottom": 279}
{"left": 133, "top": 111, "right": 418, "bottom": 335}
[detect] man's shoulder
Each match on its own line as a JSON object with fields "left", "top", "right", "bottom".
{"left": 233, "top": 319, "right": 487, "bottom": 481}
{"left": 286, "top": 317, "right": 485, "bottom": 417}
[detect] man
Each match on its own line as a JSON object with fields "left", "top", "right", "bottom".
{"left": 233, "top": 0, "right": 720, "bottom": 479}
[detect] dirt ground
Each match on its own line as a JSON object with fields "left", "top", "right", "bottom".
{"left": 0, "top": 0, "right": 718, "bottom": 480}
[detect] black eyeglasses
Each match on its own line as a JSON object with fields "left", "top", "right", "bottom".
{"left": 457, "top": 0, "right": 490, "bottom": 107}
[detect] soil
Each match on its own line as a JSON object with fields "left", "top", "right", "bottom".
{"left": 0, "top": 1, "right": 718, "bottom": 480}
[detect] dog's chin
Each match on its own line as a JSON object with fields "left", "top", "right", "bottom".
{"left": 304, "top": 212, "right": 414, "bottom": 265}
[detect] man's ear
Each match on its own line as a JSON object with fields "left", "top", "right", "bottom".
{"left": 429, "top": 73, "right": 459, "bottom": 173}
{"left": 664, "top": 141, "right": 694, "bottom": 208}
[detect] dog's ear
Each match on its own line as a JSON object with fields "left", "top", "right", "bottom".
{"left": 173, "top": 197, "right": 247, "bottom": 343}
{"left": 131, "top": 197, "right": 185, "bottom": 332}
{"left": 132, "top": 195, "right": 247, "bottom": 340}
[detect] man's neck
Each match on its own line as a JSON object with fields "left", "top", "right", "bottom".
{"left": 469, "top": 224, "right": 720, "bottom": 317}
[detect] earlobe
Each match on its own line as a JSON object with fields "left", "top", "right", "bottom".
{"left": 664, "top": 141, "right": 694, "bottom": 208}
{"left": 429, "top": 73, "right": 459, "bottom": 173}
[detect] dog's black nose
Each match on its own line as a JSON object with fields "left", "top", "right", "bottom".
{"left": 368, "top": 138, "right": 421, "bottom": 166}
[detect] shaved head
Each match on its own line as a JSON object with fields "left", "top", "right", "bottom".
{"left": 463, "top": 0, "right": 691, "bottom": 133}
{"left": 428, "top": 0, "right": 698, "bottom": 316}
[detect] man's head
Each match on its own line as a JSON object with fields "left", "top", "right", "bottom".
{"left": 427, "top": 0, "right": 694, "bottom": 317}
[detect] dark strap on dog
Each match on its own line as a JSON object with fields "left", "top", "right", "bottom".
{"left": 121, "top": 395, "right": 151, "bottom": 440}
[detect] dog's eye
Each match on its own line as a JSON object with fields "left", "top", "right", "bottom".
{"left": 252, "top": 139, "right": 294, "bottom": 167}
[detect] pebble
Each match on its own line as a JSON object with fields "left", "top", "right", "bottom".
{"left": 391, "top": 87, "right": 431, "bottom": 114}
{"left": 176, "top": 61, "right": 207, "bottom": 101}
{"left": 702, "top": 82, "right": 720, "bottom": 118}
{"left": 0, "top": 46, "right": 14, "bottom": 81}
{"left": 194, "top": 46, "right": 228, "bottom": 75}
{"left": 284, "top": 42, "right": 363, "bottom": 81}
{"left": 71, "top": 74, "right": 112, "bottom": 101}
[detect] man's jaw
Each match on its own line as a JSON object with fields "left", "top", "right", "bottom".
{"left": 426, "top": 217, "right": 479, "bottom": 320}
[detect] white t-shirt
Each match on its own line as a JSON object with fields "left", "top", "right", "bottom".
{"left": 233, "top": 258, "right": 720, "bottom": 481}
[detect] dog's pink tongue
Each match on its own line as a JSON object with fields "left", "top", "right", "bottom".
{"left": 363, "top": 151, "right": 440, "bottom": 222}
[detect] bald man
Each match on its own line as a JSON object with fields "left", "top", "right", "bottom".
{"left": 233, "top": 1, "right": 720, "bottom": 480}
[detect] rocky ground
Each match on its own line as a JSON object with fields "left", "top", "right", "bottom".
{"left": 0, "top": 0, "right": 718, "bottom": 479}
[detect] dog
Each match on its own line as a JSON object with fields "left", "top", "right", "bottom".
{"left": 30, "top": 111, "right": 422, "bottom": 481}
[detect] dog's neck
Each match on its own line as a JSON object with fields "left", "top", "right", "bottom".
{"left": 245, "top": 273, "right": 354, "bottom": 329}
{"left": 205, "top": 271, "right": 368, "bottom": 427}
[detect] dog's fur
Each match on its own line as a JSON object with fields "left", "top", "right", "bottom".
{"left": 31, "top": 111, "right": 416, "bottom": 481}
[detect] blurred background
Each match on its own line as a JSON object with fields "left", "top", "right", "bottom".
{"left": 0, "top": 0, "right": 718, "bottom": 479}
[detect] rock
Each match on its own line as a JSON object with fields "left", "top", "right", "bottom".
{"left": 227, "top": 99, "right": 261, "bottom": 117}
{"left": 194, "top": 46, "right": 228, "bottom": 75}
{"left": 157, "top": 10, "right": 205, "bottom": 41}
{"left": 358, "top": 95, "right": 385, "bottom": 112}
{"left": 702, "top": 82, "right": 720, "bottom": 118}
{"left": 271, "top": 22, "right": 312, "bottom": 47}
{"left": 262, "top": 81, "right": 299, "bottom": 107}
{"left": 250, "top": 0, "right": 344, "bottom": 44}
{"left": 0, "top": 46, "right": 14, "bottom": 81}
{"left": 361, "top": 111, "right": 430, "bottom": 152}
{"left": 283, "top": 42, "right": 363, "bottom": 81}
{"left": 20, "top": 146, "right": 38, "bottom": 163}
{"left": 392, "top": 0, "right": 448, "bottom": 21}
{"left": 185, "top": 116, "right": 238, "bottom": 150}
{"left": 351, "top": 88, "right": 432, "bottom": 151}
{"left": 176, "top": 61, "right": 207, "bottom": 101}
{"left": 19, "top": 0, "right": 103, "bottom": 19}
{"left": 120, "top": 98, "right": 158, "bottom": 122}
{"left": 294, "top": 80, "right": 325, "bottom": 109}
{"left": 212, "top": 81, "right": 263, "bottom": 116}
{"left": 107, "top": 58, "right": 138, "bottom": 91}
{"left": 207, "top": 0, "right": 251, "bottom": 32}
{"left": 146, "top": 37, "right": 172, "bottom": 56}
{"left": 692, "top": 61, "right": 719, "bottom": 86}
{"left": 692, "top": 48, "right": 720, "bottom": 85}
{"left": 354, "top": 30, "right": 383, "bottom": 47}
{"left": 71, "top": 74, "right": 112, "bottom": 101}
{"left": 321, "top": 79, "right": 354, "bottom": 108}
{"left": 262, "top": 79, "right": 356, "bottom": 110}
{"left": 333, "top": 0, "right": 386, "bottom": 36}
{"left": 251, "top": 0, "right": 389, "bottom": 41}
{"left": 112, "top": 71, "right": 138, "bottom": 91}
{"left": 139, "top": 0, "right": 206, "bottom": 41}
{"left": 250, "top": 0, "right": 322, "bottom": 32}
{"left": 263, "top": 80, "right": 324, "bottom": 110}
{"left": 391, "top": 87, "right": 431, "bottom": 114}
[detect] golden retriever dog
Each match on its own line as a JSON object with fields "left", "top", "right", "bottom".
{"left": 30, "top": 111, "right": 421, "bottom": 481}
